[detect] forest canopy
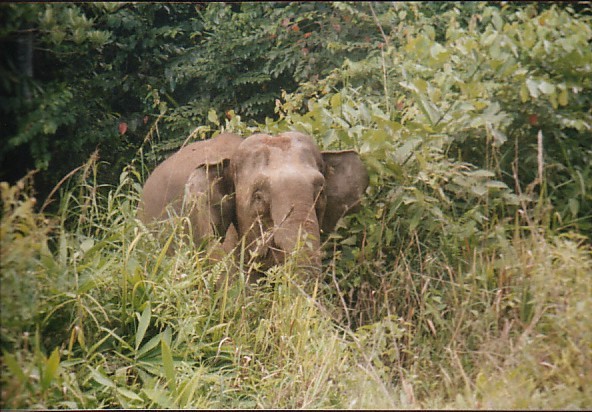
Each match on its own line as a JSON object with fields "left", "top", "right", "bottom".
{"left": 1, "top": 2, "right": 591, "bottom": 409}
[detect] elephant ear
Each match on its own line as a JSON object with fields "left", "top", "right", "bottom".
{"left": 185, "top": 158, "right": 235, "bottom": 239}
{"left": 321, "top": 150, "right": 369, "bottom": 233}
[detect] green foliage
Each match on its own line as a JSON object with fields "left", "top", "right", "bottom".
{"left": 1, "top": 2, "right": 392, "bottom": 199}
{"left": 2, "top": 154, "right": 591, "bottom": 409}
{"left": 1, "top": 2, "right": 591, "bottom": 410}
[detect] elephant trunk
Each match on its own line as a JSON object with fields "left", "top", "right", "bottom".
{"left": 270, "top": 199, "right": 322, "bottom": 275}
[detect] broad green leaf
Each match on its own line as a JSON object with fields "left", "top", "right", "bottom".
{"left": 2, "top": 350, "right": 27, "bottom": 384}
{"left": 135, "top": 303, "right": 151, "bottom": 351}
{"left": 526, "top": 78, "right": 540, "bottom": 98}
{"left": 80, "top": 238, "right": 94, "bottom": 253}
{"left": 41, "top": 348, "right": 60, "bottom": 391}
{"left": 89, "top": 367, "right": 116, "bottom": 388}
{"left": 559, "top": 87, "right": 569, "bottom": 106}
{"left": 486, "top": 180, "right": 509, "bottom": 190}
{"left": 538, "top": 80, "right": 556, "bottom": 95}
{"left": 414, "top": 79, "right": 428, "bottom": 94}
{"left": 330, "top": 93, "right": 342, "bottom": 111}
{"left": 161, "top": 337, "right": 176, "bottom": 395}
{"left": 143, "top": 386, "right": 177, "bottom": 409}
{"left": 520, "top": 82, "right": 530, "bottom": 103}
{"left": 491, "top": 127, "right": 507, "bottom": 147}
{"left": 465, "top": 170, "right": 496, "bottom": 178}
{"left": 117, "top": 387, "right": 144, "bottom": 402}
{"left": 340, "top": 235, "right": 358, "bottom": 246}
{"left": 430, "top": 43, "right": 446, "bottom": 58}
{"left": 136, "top": 332, "right": 162, "bottom": 359}
{"left": 471, "top": 185, "right": 488, "bottom": 197}
{"left": 568, "top": 198, "right": 579, "bottom": 216}
{"left": 417, "top": 95, "right": 441, "bottom": 125}
{"left": 207, "top": 109, "right": 219, "bottom": 126}
{"left": 492, "top": 10, "right": 503, "bottom": 30}
{"left": 77, "top": 325, "right": 86, "bottom": 350}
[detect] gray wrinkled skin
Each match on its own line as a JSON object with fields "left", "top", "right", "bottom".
{"left": 139, "top": 131, "right": 369, "bottom": 279}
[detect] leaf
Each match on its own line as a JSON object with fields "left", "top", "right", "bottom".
{"left": 486, "top": 180, "right": 509, "bottom": 190}
{"left": 162, "top": 326, "right": 172, "bottom": 347}
{"left": 161, "top": 337, "right": 176, "bottom": 395}
{"left": 117, "top": 387, "right": 144, "bottom": 402}
{"left": 135, "top": 303, "right": 151, "bottom": 351}
{"left": 465, "top": 170, "right": 496, "bottom": 178}
{"left": 89, "top": 367, "right": 116, "bottom": 388}
{"left": 567, "top": 198, "right": 580, "bottom": 217}
{"left": 520, "top": 83, "right": 529, "bottom": 103}
{"left": 430, "top": 43, "right": 446, "bottom": 58}
{"left": 2, "top": 351, "right": 27, "bottom": 384}
{"left": 207, "top": 109, "right": 219, "bottom": 126}
{"left": 558, "top": 87, "right": 568, "bottom": 106}
{"left": 43, "top": 121, "right": 58, "bottom": 134}
{"left": 490, "top": 126, "right": 507, "bottom": 147}
{"left": 77, "top": 325, "right": 87, "bottom": 350}
{"left": 471, "top": 185, "right": 488, "bottom": 197}
{"left": 136, "top": 332, "right": 162, "bottom": 360}
{"left": 538, "top": 80, "right": 555, "bottom": 95}
{"left": 526, "top": 78, "right": 539, "bottom": 98}
{"left": 41, "top": 348, "right": 60, "bottom": 391}
{"left": 118, "top": 122, "right": 128, "bottom": 135}
{"left": 143, "top": 386, "right": 177, "bottom": 409}
{"left": 330, "top": 93, "right": 342, "bottom": 112}
{"left": 417, "top": 95, "right": 441, "bottom": 125}
{"left": 80, "top": 238, "right": 94, "bottom": 253}
{"left": 492, "top": 10, "right": 503, "bottom": 30}
{"left": 340, "top": 235, "right": 358, "bottom": 246}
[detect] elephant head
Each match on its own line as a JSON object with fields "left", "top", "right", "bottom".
{"left": 227, "top": 131, "right": 368, "bottom": 273}
{"left": 140, "top": 131, "right": 368, "bottom": 277}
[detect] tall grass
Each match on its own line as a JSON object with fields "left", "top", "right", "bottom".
{"left": 1, "top": 153, "right": 591, "bottom": 409}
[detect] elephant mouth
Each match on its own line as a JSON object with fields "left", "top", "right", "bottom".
{"left": 246, "top": 223, "right": 321, "bottom": 275}
{"left": 245, "top": 233, "right": 281, "bottom": 269}
{"left": 266, "top": 238, "right": 321, "bottom": 274}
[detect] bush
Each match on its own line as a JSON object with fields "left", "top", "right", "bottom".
{"left": 1, "top": 2, "right": 591, "bottom": 409}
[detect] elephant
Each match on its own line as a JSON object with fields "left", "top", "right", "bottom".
{"left": 139, "top": 131, "right": 369, "bottom": 280}
{"left": 139, "top": 132, "right": 244, "bottom": 248}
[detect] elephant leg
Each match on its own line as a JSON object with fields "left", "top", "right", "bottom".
{"left": 214, "top": 224, "right": 267, "bottom": 292}
{"left": 185, "top": 166, "right": 234, "bottom": 244}
{"left": 221, "top": 223, "right": 238, "bottom": 254}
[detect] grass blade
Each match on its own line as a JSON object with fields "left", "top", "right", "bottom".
{"left": 161, "top": 336, "right": 177, "bottom": 395}
{"left": 135, "top": 303, "right": 151, "bottom": 351}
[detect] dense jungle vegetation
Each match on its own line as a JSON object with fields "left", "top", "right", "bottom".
{"left": 1, "top": 2, "right": 591, "bottom": 409}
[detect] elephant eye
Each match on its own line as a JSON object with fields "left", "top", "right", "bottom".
{"left": 252, "top": 190, "right": 269, "bottom": 213}
{"left": 253, "top": 192, "right": 264, "bottom": 202}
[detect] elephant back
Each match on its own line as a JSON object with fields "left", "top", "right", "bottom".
{"left": 139, "top": 132, "right": 243, "bottom": 222}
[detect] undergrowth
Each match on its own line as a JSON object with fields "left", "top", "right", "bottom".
{"left": 1, "top": 147, "right": 590, "bottom": 409}
{"left": 2, "top": 3, "right": 591, "bottom": 409}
